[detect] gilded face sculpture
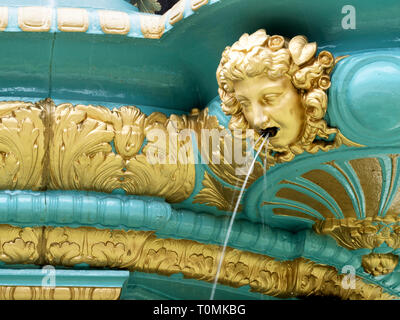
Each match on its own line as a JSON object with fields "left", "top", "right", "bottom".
{"left": 233, "top": 74, "right": 305, "bottom": 149}
{"left": 216, "top": 29, "right": 340, "bottom": 163}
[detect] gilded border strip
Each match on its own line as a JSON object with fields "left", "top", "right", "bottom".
{"left": 0, "top": 286, "right": 121, "bottom": 300}
{"left": 191, "top": 0, "right": 209, "bottom": 11}
{"left": 57, "top": 8, "right": 89, "bottom": 33}
{"left": 4, "top": 0, "right": 214, "bottom": 38}
{"left": 0, "top": 224, "right": 394, "bottom": 300}
{"left": 18, "top": 7, "right": 52, "bottom": 32}
{"left": 98, "top": 10, "right": 130, "bottom": 35}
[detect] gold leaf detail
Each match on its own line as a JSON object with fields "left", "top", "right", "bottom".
{"left": 91, "top": 242, "right": 126, "bottom": 268}
{"left": 49, "top": 104, "right": 123, "bottom": 192}
{"left": 2, "top": 239, "right": 37, "bottom": 264}
{"left": 0, "top": 286, "right": 121, "bottom": 300}
{"left": 113, "top": 106, "right": 145, "bottom": 159}
{"left": 0, "top": 102, "right": 45, "bottom": 190}
{"left": 47, "top": 241, "right": 82, "bottom": 266}
{"left": 362, "top": 253, "right": 399, "bottom": 276}
{"left": 0, "top": 224, "right": 394, "bottom": 300}
{"left": 193, "top": 171, "right": 242, "bottom": 211}
{"left": 314, "top": 217, "right": 400, "bottom": 250}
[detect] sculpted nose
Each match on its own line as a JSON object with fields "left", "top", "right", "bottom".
{"left": 253, "top": 111, "right": 269, "bottom": 130}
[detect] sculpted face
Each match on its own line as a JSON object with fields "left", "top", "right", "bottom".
{"left": 233, "top": 74, "right": 305, "bottom": 148}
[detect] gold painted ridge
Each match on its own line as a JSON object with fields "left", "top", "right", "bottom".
{"left": 0, "top": 286, "right": 121, "bottom": 300}
{"left": 7, "top": 1, "right": 205, "bottom": 38}
{"left": 0, "top": 224, "right": 394, "bottom": 300}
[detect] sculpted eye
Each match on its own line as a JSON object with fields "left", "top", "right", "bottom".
{"left": 262, "top": 93, "right": 281, "bottom": 105}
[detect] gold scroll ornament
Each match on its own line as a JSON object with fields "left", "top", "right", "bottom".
{"left": 0, "top": 224, "right": 394, "bottom": 300}
{"left": 0, "top": 99, "right": 255, "bottom": 211}
{"left": 0, "top": 99, "right": 196, "bottom": 203}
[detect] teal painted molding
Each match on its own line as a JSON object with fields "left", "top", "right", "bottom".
{"left": 0, "top": 190, "right": 302, "bottom": 260}
{"left": 0, "top": 190, "right": 399, "bottom": 296}
{"left": 0, "top": 268, "right": 129, "bottom": 287}
{"left": 121, "top": 271, "right": 293, "bottom": 300}
{"left": 329, "top": 49, "right": 400, "bottom": 146}
{"left": 1, "top": 0, "right": 400, "bottom": 111}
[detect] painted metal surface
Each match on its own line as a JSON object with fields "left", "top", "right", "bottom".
{"left": 0, "top": 0, "right": 399, "bottom": 299}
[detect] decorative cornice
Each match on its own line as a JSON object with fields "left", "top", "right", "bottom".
{"left": 0, "top": 286, "right": 121, "bottom": 300}
{"left": 0, "top": 224, "right": 394, "bottom": 300}
{"left": 314, "top": 217, "right": 400, "bottom": 250}
{"left": 0, "top": 0, "right": 212, "bottom": 39}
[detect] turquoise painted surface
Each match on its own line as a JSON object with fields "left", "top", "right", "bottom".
{"left": 0, "top": 268, "right": 129, "bottom": 287}
{"left": 121, "top": 272, "right": 293, "bottom": 300}
{"left": 0, "top": 0, "right": 399, "bottom": 110}
{"left": 329, "top": 50, "right": 400, "bottom": 146}
{"left": 0, "top": 190, "right": 302, "bottom": 260}
{"left": 0, "top": 190, "right": 400, "bottom": 297}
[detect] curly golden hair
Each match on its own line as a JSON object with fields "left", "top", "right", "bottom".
{"left": 216, "top": 29, "right": 344, "bottom": 163}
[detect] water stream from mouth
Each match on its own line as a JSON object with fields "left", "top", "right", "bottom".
{"left": 261, "top": 137, "right": 270, "bottom": 228}
{"left": 209, "top": 133, "right": 269, "bottom": 300}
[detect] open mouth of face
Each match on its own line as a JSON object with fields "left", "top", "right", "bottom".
{"left": 259, "top": 127, "right": 279, "bottom": 138}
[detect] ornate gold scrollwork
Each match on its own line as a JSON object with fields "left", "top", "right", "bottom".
{"left": 314, "top": 217, "right": 400, "bottom": 250}
{"left": 190, "top": 108, "right": 266, "bottom": 211}
{"left": 0, "top": 224, "right": 394, "bottom": 300}
{"left": 0, "top": 100, "right": 196, "bottom": 203}
{"left": 193, "top": 171, "right": 243, "bottom": 211}
{"left": 0, "top": 101, "right": 46, "bottom": 190}
{"left": 362, "top": 253, "right": 399, "bottom": 277}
